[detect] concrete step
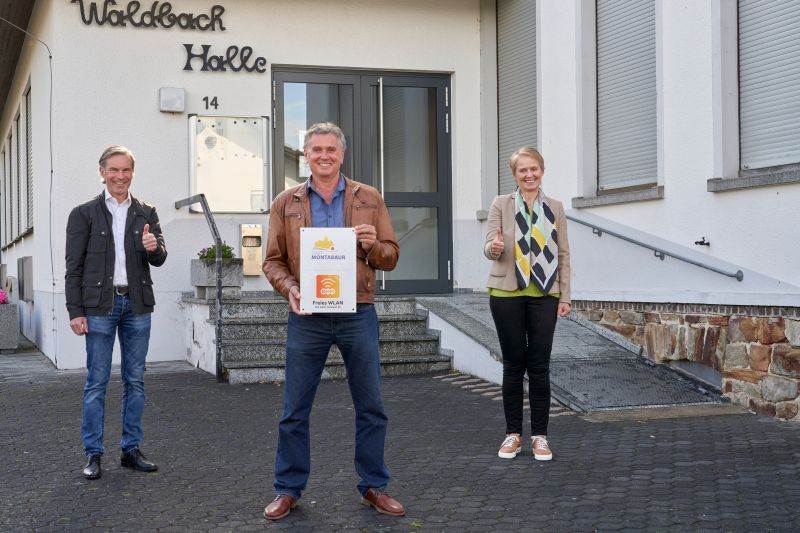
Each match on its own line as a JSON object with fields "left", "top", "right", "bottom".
{"left": 216, "top": 314, "right": 431, "bottom": 338}
{"left": 220, "top": 335, "right": 442, "bottom": 361}
{"left": 225, "top": 353, "right": 452, "bottom": 384}
{"left": 184, "top": 293, "right": 451, "bottom": 383}
{"left": 203, "top": 296, "right": 419, "bottom": 320}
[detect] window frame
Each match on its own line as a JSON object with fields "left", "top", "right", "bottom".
{"left": 1, "top": 146, "right": 7, "bottom": 247}
{"left": 24, "top": 87, "right": 32, "bottom": 231}
{"left": 573, "top": 0, "right": 664, "bottom": 208}
{"left": 707, "top": 0, "right": 800, "bottom": 193}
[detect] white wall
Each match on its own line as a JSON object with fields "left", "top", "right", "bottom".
{"left": 568, "top": 210, "right": 800, "bottom": 306}
{"left": 0, "top": 0, "right": 56, "bottom": 354}
{"left": 11, "top": 0, "right": 795, "bottom": 369}
{"left": 3, "top": 0, "right": 483, "bottom": 368}
{"left": 569, "top": 1, "right": 800, "bottom": 290}
{"left": 475, "top": 0, "right": 800, "bottom": 302}
{"left": 537, "top": 0, "right": 580, "bottom": 205}
{"left": 424, "top": 306, "right": 502, "bottom": 385}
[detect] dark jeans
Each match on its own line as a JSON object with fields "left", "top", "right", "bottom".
{"left": 274, "top": 304, "right": 390, "bottom": 500}
{"left": 82, "top": 294, "right": 151, "bottom": 456}
{"left": 489, "top": 295, "right": 558, "bottom": 436}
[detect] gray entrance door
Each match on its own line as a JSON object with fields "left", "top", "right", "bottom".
{"left": 273, "top": 69, "right": 452, "bottom": 295}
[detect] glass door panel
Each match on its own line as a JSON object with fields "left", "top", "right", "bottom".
{"left": 362, "top": 75, "right": 451, "bottom": 294}
{"left": 372, "top": 87, "right": 438, "bottom": 193}
{"left": 273, "top": 72, "right": 361, "bottom": 197}
{"left": 282, "top": 82, "right": 354, "bottom": 190}
{"left": 385, "top": 207, "right": 439, "bottom": 280}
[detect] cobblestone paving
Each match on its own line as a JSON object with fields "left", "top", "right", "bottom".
{"left": 433, "top": 372, "right": 573, "bottom": 417}
{"left": 2, "top": 354, "right": 800, "bottom": 532}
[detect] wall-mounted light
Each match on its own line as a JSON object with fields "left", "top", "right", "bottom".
{"left": 159, "top": 87, "right": 186, "bottom": 113}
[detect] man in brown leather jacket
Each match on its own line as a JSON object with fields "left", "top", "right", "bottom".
{"left": 262, "top": 122, "right": 404, "bottom": 520}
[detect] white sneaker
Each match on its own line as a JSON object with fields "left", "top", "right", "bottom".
{"left": 532, "top": 435, "right": 553, "bottom": 461}
{"left": 498, "top": 434, "right": 522, "bottom": 459}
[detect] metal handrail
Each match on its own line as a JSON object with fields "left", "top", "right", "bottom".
{"left": 175, "top": 194, "right": 225, "bottom": 382}
{"left": 566, "top": 214, "right": 744, "bottom": 281}
{"left": 396, "top": 218, "right": 430, "bottom": 244}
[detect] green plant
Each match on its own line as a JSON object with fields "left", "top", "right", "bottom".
{"left": 197, "top": 241, "right": 236, "bottom": 259}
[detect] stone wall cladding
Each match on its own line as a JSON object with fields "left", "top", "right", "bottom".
{"left": 573, "top": 300, "right": 800, "bottom": 422}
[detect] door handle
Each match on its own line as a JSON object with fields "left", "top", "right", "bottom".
{"left": 378, "top": 76, "right": 386, "bottom": 291}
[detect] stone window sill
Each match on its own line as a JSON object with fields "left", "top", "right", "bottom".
{"left": 707, "top": 166, "right": 800, "bottom": 192}
{"left": 571, "top": 186, "right": 663, "bottom": 208}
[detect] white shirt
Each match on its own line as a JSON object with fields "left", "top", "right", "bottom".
{"left": 104, "top": 188, "right": 131, "bottom": 286}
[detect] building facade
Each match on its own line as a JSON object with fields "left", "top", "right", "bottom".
{"left": 1, "top": 0, "right": 799, "bottom": 416}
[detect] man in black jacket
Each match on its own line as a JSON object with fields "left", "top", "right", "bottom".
{"left": 65, "top": 145, "right": 167, "bottom": 480}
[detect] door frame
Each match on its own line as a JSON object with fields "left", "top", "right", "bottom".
{"left": 272, "top": 67, "right": 453, "bottom": 295}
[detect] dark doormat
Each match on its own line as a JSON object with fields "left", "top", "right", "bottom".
{"left": 551, "top": 356, "right": 721, "bottom": 413}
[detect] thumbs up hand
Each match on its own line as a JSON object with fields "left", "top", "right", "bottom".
{"left": 142, "top": 223, "right": 157, "bottom": 252}
{"left": 491, "top": 227, "right": 504, "bottom": 258}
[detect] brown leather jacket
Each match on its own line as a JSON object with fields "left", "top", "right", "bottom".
{"left": 263, "top": 177, "right": 399, "bottom": 304}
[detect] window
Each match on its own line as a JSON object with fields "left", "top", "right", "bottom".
{"left": 189, "top": 115, "right": 269, "bottom": 213}
{"left": 596, "top": 0, "right": 657, "bottom": 191}
{"left": 8, "top": 131, "right": 15, "bottom": 240}
{"left": 25, "top": 88, "right": 32, "bottom": 230}
{"left": 14, "top": 114, "right": 22, "bottom": 238}
{"left": 497, "top": 0, "right": 537, "bottom": 194}
{"left": 738, "top": 0, "right": 800, "bottom": 170}
{"left": 1, "top": 147, "right": 6, "bottom": 246}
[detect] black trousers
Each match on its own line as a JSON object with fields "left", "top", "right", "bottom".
{"left": 489, "top": 295, "right": 559, "bottom": 436}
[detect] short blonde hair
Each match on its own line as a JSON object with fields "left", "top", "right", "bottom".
{"left": 509, "top": 147, "right": 544, "bottom": 174}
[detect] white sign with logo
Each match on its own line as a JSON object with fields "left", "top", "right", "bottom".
{"left": 300, "top": 227, "right": 357, "bottom": 313}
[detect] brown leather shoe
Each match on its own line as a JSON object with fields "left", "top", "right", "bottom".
{"left": 361, "top": 488, "right": 405, "bottom": 516}
{"left": 263, "top": 495, "right": 298, "bottom": 520}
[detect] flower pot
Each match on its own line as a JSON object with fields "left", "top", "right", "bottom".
{"left": 0, "top": 304, "right": 19, "bottom": 351}
{"left": 190, "top": 258, "right": 244, "bottom": 300}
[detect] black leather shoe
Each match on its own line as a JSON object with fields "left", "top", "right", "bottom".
{"left": 82, "top": 455, "right": 102, "bottom": 479}
{"left": 120, "top": 448, "right": 158, "bottom": 472}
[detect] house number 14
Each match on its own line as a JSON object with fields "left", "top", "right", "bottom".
{"left": 202, "top": 96, "right": 219, "bottom": 110}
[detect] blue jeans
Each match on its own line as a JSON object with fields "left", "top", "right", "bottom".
{"left": 274, "top": 304, "right": 390, "bottom": 499}
{"left": 81, "top": 294, "right": 151, "bottom": 457}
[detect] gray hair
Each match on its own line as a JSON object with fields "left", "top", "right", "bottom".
{"left": 98, "top": 145, "right": 136, "bottom": 170}
{"left": 509, "top": 146, "right": 545, "bottom": 174}
{"left": 303, "top": 122, "right": 347, "bottom": 151}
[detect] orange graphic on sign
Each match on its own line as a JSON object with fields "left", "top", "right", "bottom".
{"left": 316, "top": 275, "right": 340, "bottom": 298}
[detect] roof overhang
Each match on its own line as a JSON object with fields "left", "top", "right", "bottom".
{"left": 0, "top": 0, "right": 35, "bottom": 117}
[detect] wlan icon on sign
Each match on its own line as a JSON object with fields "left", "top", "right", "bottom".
{"left": 315, "top": 275, "right": 340, "bottom": 298}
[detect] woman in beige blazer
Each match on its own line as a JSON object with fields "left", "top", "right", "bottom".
{"left": 483, "top": 147, "right": 571, "bottom": 462}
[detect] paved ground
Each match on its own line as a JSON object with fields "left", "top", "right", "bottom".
{"left": 2, "top": 348, "right": 800, "bottom": 532}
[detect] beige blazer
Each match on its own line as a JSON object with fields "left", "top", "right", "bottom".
{"left": 483, "top": 192, "right": 571, "bottom": 304}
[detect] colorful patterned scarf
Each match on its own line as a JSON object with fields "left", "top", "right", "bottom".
{"left": 513, "top": 189, "right": 559, "bottom": 292}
